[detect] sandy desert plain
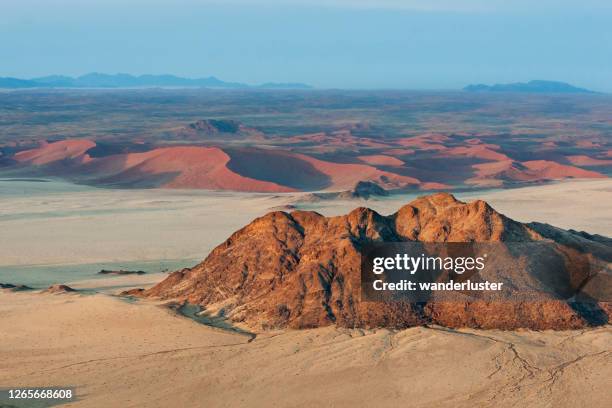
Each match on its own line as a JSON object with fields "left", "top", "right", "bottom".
{"left": 0, "top": 90, "right": 611, "bottom": 407}
{"left": 1, "top": 178, "right": 611, "bottom": 408}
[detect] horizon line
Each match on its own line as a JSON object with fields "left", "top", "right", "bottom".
{"left": 0, "top": 73, "right": 604, "bottom": 94}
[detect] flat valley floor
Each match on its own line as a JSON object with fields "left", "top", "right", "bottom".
{"left": 1, "top": 178, "right": 610, "bottom": 269}
{"left": 1, "top": 291, "right": 610, "bottom": 408}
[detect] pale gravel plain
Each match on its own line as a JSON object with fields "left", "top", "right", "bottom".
{"left": 0, "top": 178, "right": 610, "bottom": 268}
{"left": 0, "top": 292, "right": 610, "bottom": 408}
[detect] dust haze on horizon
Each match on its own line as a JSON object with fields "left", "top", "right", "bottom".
{"left": 2, "top": 0, "right": 611, "bottom": 91}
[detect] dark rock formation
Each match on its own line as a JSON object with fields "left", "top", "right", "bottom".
{"left": 177, "top": 119, "right": 263, "bottom": 140}
{"left": 347, "top": 180, "right": 389, "bottom": 199}
{"left": 98, "top": 269, "right": 146, "bottom": 275}
{"left": 43, "top": 284, "right": 77, "bottom": 294}
{"left": 188, "top": 119, "right": 241, "bottom": 134}
{"left": 295, "top": 181, "right": 390, "bottom": 203}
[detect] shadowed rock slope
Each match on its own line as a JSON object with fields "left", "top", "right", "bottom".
{"left": 143, "top": 193, "right": 611, "bottom": 330}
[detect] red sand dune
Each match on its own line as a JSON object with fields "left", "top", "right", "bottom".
{"left": 357, "top": 155, "right": 405, "bottom": 167}
{"left": 420, "top": 181, "right": 452, "bottom": 189}
{"left": 226, "top": 148, "right": 421, "bottom": 191}
{"left": 329, "top": 129, "right": 390, "bottom": 148}
{"left": 540, "top": 141, "right": 559, "bottom": 149}
{"left": 127, "top": 147, "right": 422, "bottom": 191}
{"left": 224, "top": 148, "right": 331, "bottom": 191}
{"left": 464, "top": 138, "right": 485, "bottom": 145}
{"left": 469, "top": 159, "right": 606, "bottom": 187}
{"left": 9, "top": 136, "right": 608, "bottom": 193}
{"left": 285, "top": 132, "right": 329, "bottom": 144}
{"left": 382, "top": 148, "right": 415, "bottom": 156}
{"left": 575, "top": 140, "right": 602, "bottom": 149}
{"left": 395, "top": 136, "right": 510, "bottom": 162}
{"left": 566, "top": 155, "right": 612, "bottom": 166}
{"left": 14, "top": 139, "right": 95, "bottom": 165}
{"left": 12, "top": 140, "right": 423, "bottom": 192}
{"left": 396, "top": 134, "right": 449, "bottom": 151}
{"left": 97, "top": 146, "right": 296, "bottom": 192}
{"left": 439, "top": 145, "right": 510, "bottom": 161}
{"left": 522, "top": 160, "right": 606, "bottom": 179}
{"left": 295, "top": 153, "right": 420, "bottom": 190}
{"left": 349, "top": 138, "right": 391, "bottom": 149}
{"left": 285, "top": 131, "right": 391, "bottom": 149}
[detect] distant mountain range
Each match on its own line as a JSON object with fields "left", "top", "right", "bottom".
{"left": 0, "top": 73, "right": 313, "bottom": 90}
{"left": 464, "top": 80, "right": 595, "bottom": 94}
{"left": 0, "top": 75, "right": 598, "bottom": 93}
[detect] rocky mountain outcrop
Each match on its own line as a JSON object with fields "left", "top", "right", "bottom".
{"left": 139, "top": 193, "right": 611, "bottom": 330}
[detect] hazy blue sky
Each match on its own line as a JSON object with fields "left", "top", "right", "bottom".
{"left": 2, "top": 0, "right": 611, "bottom": 90}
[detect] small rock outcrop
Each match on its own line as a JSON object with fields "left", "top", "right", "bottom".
{"left": 1, "top": 283, "right": 33, "bottom": 291}
{"left": 120, "top": 288, "right": 145, "bottom": 296}
{"left": 295, "top": 181, "right": 390, "bottom": 203}
{"left": 98, "top": 269, "right": 146, "bottom": 275}
{"left": 350, "top": 180, "right": 389, "bottom": 199}
{"left": 43, "top": 284, "right": 77, "bottom": 294}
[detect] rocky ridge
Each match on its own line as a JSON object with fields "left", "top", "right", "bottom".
{"left": 140, "top": 193, "right": 611, "bottom": 330}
